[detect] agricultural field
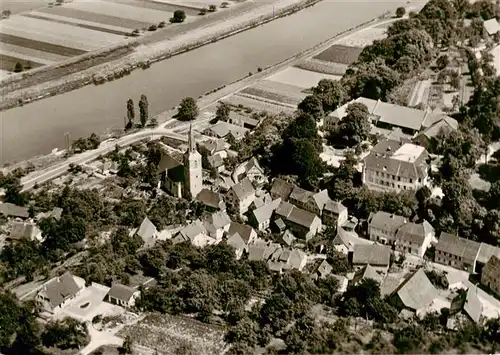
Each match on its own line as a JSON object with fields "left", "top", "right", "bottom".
{"left": 222, "top": 93, "right": 296, "bottom": 114}
{"left": 335, "top": 27, "right": 387, "bottom": 48}
{"left": 266, "top": 66, "right": 341, "bottom": 89}
{"left": 0, "top": 0, "right": 207, "bottom": 74}
{"left": 240, "top": 79, "right": 308, "bottom": 106}
{"left": 118, "top": 313, "right": 227, "bottom": 355}
{"left": 313, "top": 44, "right": 363, "bottom": 65}
{"left": 294, "top": 58, "right": 348, "bottom": 75}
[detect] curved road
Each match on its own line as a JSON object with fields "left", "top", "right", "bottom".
{"left": 20, "top": 16, "right": 401, "bottom": 192}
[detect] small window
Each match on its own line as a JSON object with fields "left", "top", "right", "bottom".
{"left": 410, "top": 178, "right": 413, "bottom": 183}
{"left": 398, "top": 176, "right": 401, "bottom": 181}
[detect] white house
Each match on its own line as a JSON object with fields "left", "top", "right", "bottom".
{"left": 232, "top": 157, "right": 267, "bottom": 186}
{"left": 251, "top": 198, "right": 282, "bottom": 231}
{"left": 106, "top": 283, "right": 140, "bottom": 308}
{"left": 204, "top": 210, "right": 232, "bottom": 241}
{"left": 36, "top": 272, "right": 85, "bottom": 313}
{"left": 227, "top": 177, "right": 256, "bottom": 216}
{"left": 173, "top": 220, "right": 216, "bottom": 247}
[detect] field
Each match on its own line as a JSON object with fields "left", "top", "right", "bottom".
{"left": 266, "top": 66, "right": 341, "bottom": 89}
{"left": 335, "top": 27, "right": 387, "bottom": 48}
{"left": 117, "top": 313, "right": 227, "bottom": 355}
{"left": 294, "top": 58, "right": 348, "bottom": 75}
{"left": 240, "top": 79, "right": 307, "bottom": 105}
{"left": 153, "top": 0, "right": 224, "bottom": 10}
{"left": 0, "top": 0, "right": 206, "bottom": 73}
{"left": 222, "top": 93, "right": 296, "bottom": 114}
{"left": 313, "top": 44, "right": 363, "bottom": 65}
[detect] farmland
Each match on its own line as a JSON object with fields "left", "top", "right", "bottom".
{"left": 0, "top": 0, "right": 223, "bottom": 74}
{"left": 313, "top": 44, "right": 363, "bottom": 65}
{"left": 267, "top": 66, "right": 341, "bottom": 89}
{"left": 294, "top": 58, "right": 348, "bottom": 75}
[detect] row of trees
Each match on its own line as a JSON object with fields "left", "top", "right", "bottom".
{"left": 126, "top": 94, "right": 150, "bottom": 128}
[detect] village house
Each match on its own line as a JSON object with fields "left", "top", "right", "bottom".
{"left": 368, "top": 211, "right": 434, "bottom": 257}
{"left": 136, "top": 217, "right": 158, "bottom": 246}
{"left": 204, "top": 210, "right": 232, "bottom": 240}
{"left": 362, "top": 140, "right": 429, "bottom": 192}
{"left": 351, "top": 244, "right": 392, "bottom": 271}
{"left": 333, "top": 227, "right": 374, "bottom": 254}
{"left": 227, "top": 221, "right": 257, "bottom": 245}
{"left": 36, "top": 272, "right": 85, "bottom": 313}
{"left": 483, "top": 18, "right": 500, "bottom": 37}
{"left": 226, "top": 177, "right": 256, "bottom": 216}
{"left": 199, "top": 138, "right": 227, "bottom": 155}
{"left": 157, "top": 125, "right": 202, "bottom": 199}
{"left": 196, "top": 188, "right": 226, "bottom": 211}
{"left": 434, "top": 232, "right": 480, "bottom": 273}
{"left": 248, "top": 241, "right": 281, "bottom": 262}
{"left": 269, "top": 178, "right": 294, "bottom": 201}
{"left": 250, "top": 198, "right": 282, "bottom": 231}
{"left": 274, "top": 201, "right": 322, "bottom": 241}
{"left": 481, "top": 255, "right": 500, "bottom": 297}
{"left": 226, "top": 232, "right": 248, "bottom": 260}
{"left": 474, "top": 242, "right": 500, "bottom": 275}
{"left": 267, "top": 247, "right": 308, "bottom": 273}
{"left": 203, "top": 121, "right": 249, "bottom": 141}
{"left": 288, "top": 187, "right": 330, "bottom": 216}
{"left": 9, "top": 221, "right": 42, "bottom": 242}
{"left": 208, "top": 152, "right": 226, "bottom": 172}
{"left": 252, "top": 193, "right": 273, "bottom": 210}
{"left": 106, "top": 283, "right": 140, "bottom": 308}
{"left": 228, "top": 111, "right": 261, "bottom": 129}
{"left": 322, "top": 200, "right": 348, "bottom": 227}
{"left": 172, "top": 219, "right": 216, "bottom": 247}
{"left": 232, "top": 157, "right": 266, "bottom": 186}
{"left": 461, "top": 286, "right": 483, "bottom": 324}
{"left": 311, "top": 260, "right": 333, "bottom": 280}
{"left": 390, "top": 269, "right": 439, "bottom": 316}
{"left": 413, "top": 116, "right": 458, "bottom": 150}
{"left": 0, "top": 202, "right": 29, "bottom": 219}
{"left": 355, "top": 264, "right": 386, "bottom": 285}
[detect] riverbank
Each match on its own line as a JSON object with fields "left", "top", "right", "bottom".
{"left": 0, "top": 0, "right": 321, "bottom": 111}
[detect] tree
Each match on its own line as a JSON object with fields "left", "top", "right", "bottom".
{"left": 119, "top": 335, "right": 133, "bottom": 354}
{"left": 13, "top": 62, "right": 23, "bottom": 73}
{"left": 216, "top": 101, "right": 230, "bottom": 122}
{"left": 393, "top": 325, "right": 425, "bottom": 354}
{"left": 396, "top": 6, "right": 406, "bottom": 18}
{"left": 436, "top": 54, "right": 449, "bottom": 70}
{"left": 177, "top": 97, "right": 198, "bottom": 121}
{"left": 1, "top": 10, "right": 11, "bottom": 18}
{"left": 312, "top": 79, "right": 346, "bottom": 112}
{"left": 338, "top": 103, "right": 371, "bottom": 145}
{"left": 209, "top": 4, "right": 217, "bottom": 11}
{"left": 42, "top": 318, "right": 89, "bottom": 350}
{"left": 126, "top": 99, "right": 135, "bottom": 126}
{"left": 170, "top": 10, "right": 186, "bottom": 23}
{"left": 139, "top": 94, "right": 149, "bottom": 127}
{"left": 297, "top": 95, "right": 324, "bottom": 121}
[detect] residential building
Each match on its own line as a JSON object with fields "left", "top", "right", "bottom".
{"left": 226, "top": 177, "right": 256, "bottom": 216}
{"left": 275, "top": 201, "right": 322, "bottom": 241}
{"left": 136, "top": 217, "right": 158, "bottom": 245}
{"left": 203, "top": 121, "right": 248, "bottom": 140}
{"left": 362, "top": 140, "right": 429, "bottom": 192}
{"left": 333, "top": 227, "right": 373, "bottom": 254}
{"left": 481, "top": 255, "right": 500, "bottom": 297}
{"left": 269, "top": 178, "right": 294, "bottom": 201}
{"left": 208, "top": 152, "right": 226, "bottom": 172}
{"left": 157, "top": 125, "right": 202, "bottom": 199}
{"left": 368, "top": 211, "right": 434, "bottom": 257}
{"left": 9, "top": 221, "right": 42, "bottom": 241}
{"left": 204, "top": 210, "right": 231, "bottom": 240}
{"left": 484, "top": 18, "right": 500, "bottom": 36}
{"left": 311, "top": 260, "right": 333, "bottom": 280}
{"left": 267, "top": 247, "right": 308, "bottom": 273}
{"left": 390, "top": 269, "right": 439, "bottom": 314}
{"left": 250, "top": 198, "right": 281, "bottom": 231}
{"left": 232, "top": 157, "right": 266, "bottom": 185}
{"left": 414, "top": 116, "right": 458, "bottom": 150}
{"left": 106, "top": 283, "right": 140, "bottom": 308}
{"left": 199, "top": 138, "right": 226, "bottom": 155}
{"left": 36, "top": 272, "right": 85, "bottom": 313}
{"left": 322, "top": 200, "right": 348, "bottom": 227}
{"left": 0, "top": 202, "right": 29, "bottom": 219}
{"left": 462, "top": 286, "right": 482, "bottom": 324}
{"left": 475, "top": 243, "right": 500, "bottom": 274}
{"left": 173, "top": 220, "right": 215, "bottom": 247}
{"left": 227, "top": 232, "right": 248, "bottom": 260}
{"left": 351, "top": 244, "right": 392, "bottom": 270}
{"left": 252, "top": 193, "right": 272, "bottom": 210}
{"left": 196, "top": 188, "right": 226, "bottom": 211}
{"left": 434, "top": 232, "right": 480, "bottom": 273}
{"left": 356, "top": 264, "right": 386, "bottom": 285}
{"left": 227, "top": 221, "right": 257, "bottom": 245}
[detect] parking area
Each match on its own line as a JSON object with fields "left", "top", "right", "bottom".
{"left": 55, "top": 284, "right": 124, "bottom": 322}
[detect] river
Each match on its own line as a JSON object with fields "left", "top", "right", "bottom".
{"left": 0, "top": 0, "right": 415, "bottom": 164}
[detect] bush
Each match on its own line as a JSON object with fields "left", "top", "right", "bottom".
{"left": 148, "top": 24, "right": 157, "bottom": 31}
{"left": 13, "top": 62, "right": 24, "bottom": 73}
{"left": 209, "top": 4, "right": 217, "bottom": 11}
{"left": 170, "top": 10, "right": 186, "bottom": 23}
{"left": 396, "top": 7, "right": 406, "bottom": 18}
{"left": 199, "top": 7, "right": 207, "bottom": 15}
{"left": 221, "top": 2, "right": 229, "bottom": 8}
{"left": 158, "top": 21, "right": 166, "bottom": 28}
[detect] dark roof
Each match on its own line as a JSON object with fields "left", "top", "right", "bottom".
{"left": 395, "top": 222, "right": 427, "bottom": 245}
{"left": 476, "top": 243, "right": 500, "bottom": 265}
{"left": 368, "top": 211, "right": 406, "bottom": 233}
{"left": 436, "top": 232, "right": 480, "bottom": 261}
{"left": 157, "top": 151, "right": 182, "bottom": 174}
{"left": 352, "top": 244, "right": 391, "bottom": 266}
{"left": 393, "top": 269, "right": 438, "bottom": 311}
{"left": 289, "top": 186, "right": 313, "bottom": 204}
{"left": 228, "top": 221, "right": 254, "bottom": 244}
{"left": 484, "top": 255, "right": 500, "bottom": 276}
{"left": 231, "top": 177, "right": 255, "bottom": 200}
{"left": 227, "top": 232, "right": 247, "bottom": 251}
{"left": 107, "top": 283, "right": 137, "bottom": 302}
{"left": 324, "top": 200, "right": 347, "bottom": 214}
{"left": 286, "top": 206, "right": 318, "bottom": 229}
{"left": 0, "top": 203, "right": 29, "bottom": 218}
{"left": 275, "top": 201, "right": 294, "bottom": 219}
{"left": 270, "top": 178, "right": 294, "bottom": 200}
{"left": 196, "top": 189, "right": 224, "bottom": 209}
{"left": 40, "top": 272, "right": 81, "bottom": 308}
{"left": 418, "top": 116, "right": 458, "bottom": 140}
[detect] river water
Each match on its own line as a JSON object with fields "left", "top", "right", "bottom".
{"left": 0, "top": 0, "right": 414, "bottom": 164}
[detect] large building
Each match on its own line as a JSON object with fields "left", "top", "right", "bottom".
{"left": 434, "top": 232, "right": 480, "bottom": 273}
{"left": 362, "top": 140, "right": 429, "bottom": 192}
{"left": 481, "top": 255, "right": 500, "bottom": 297}
{"left": 158, "top": 125, "right": 202, "bottom": 199}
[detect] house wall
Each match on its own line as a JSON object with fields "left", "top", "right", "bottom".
{"left": 481, "top": 268, "right": 500, "bottom": 296}
{"left": 164, "top": 178, "right": 182, "bottom": 198}
{"left": 362, "top": 168, "right": 427, "bottom": 192}
{"left": 324, "top": 209, "right": 348, "bottom": 226}
{"left": 435, "top": 250, "right": 475, "bottom": 273}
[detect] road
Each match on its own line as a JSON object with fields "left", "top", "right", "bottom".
{"left": 20, "top": 16, "right": 400, "bottom": 192}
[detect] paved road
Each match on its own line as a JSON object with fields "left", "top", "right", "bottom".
{"left": 20, "top": 16, "right": 400, "bottom": 192}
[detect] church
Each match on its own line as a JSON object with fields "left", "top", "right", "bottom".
{"left": 157, "top": 125, "right": 202, "bottom": 199}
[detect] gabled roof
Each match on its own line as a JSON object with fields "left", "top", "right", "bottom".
{"left": 352, "top": 244, "right": 391, "bottom": 266}
{"left": 418, "top": 116, "right": 458, "bottom": 140}
{"left": 484, "top": 255, "right": 500, "bottom": 276}
{"left": 476, "top": 243, "right": 500, "bottom": 265}
{"left": 289, "top": 186, "right": 313, "bottom": 204}
{"left": 39, "top": 272, "right": 81, "bottom": 308}
{"left": 324, "top": 200, "right": 347, "bottom": 214}
{"left": 312, "top": 190, "right": 330, "bottom": 211}
{"left": 286, "top": 249, "right": 307, "bottom": 270}
{"left": 107, "top": 283, "right": 137, "bottom": 303}
{"left": 207, "top": 210, "right": 231, "bottom": 230}
{"left": 228, "top": 221, "right": 255, "bottom": 244}
{"left": 196, "top": 189, "right": 225, "bottom": 209}
{"left": 227, "top": 232, "right": 247, "bottom": 251}
{"left": 0, "top": 203, "right": 29, "bottom": 218}
{"left": 484, "top": 18, "right": 500, "bottom": 35}
{"left": 231, "top": 177, "right": 255, "bottom": 200}
{"left": 157, "top": 151, "right": 182, "bottom": 174}
{"left": 240, "top": 157, "right": 264, "bottom": 174}
{"left": 362, "top": 264, "right": 385, "bottom": 284}
{"left": 368, "top": 211, "right": 407, "bottom": 233}
{"left": 9, "top": 221, "right": 40, "bottom": 240}
{"left": 270, "top": 178, "right": 294, "bottom": 200}
{"left": 136, "top": 217, "right": 157, "bottom": 242}
{"left": 463, "top": 285, "right": 482, "bottom": 324}
{"left": 253, "top": 198, "right": 281, "bottom": 224}
{"left": 395, "top": 222, "right": 427, "bottom": 245}
{"left": 178, "top": 219, "right": 206, "bottom": 241}
{"left": 282, "top": 229, "right": 296, "bottom": 246}
{"left": 393, "top": 268, "right": 438, "bottom": 311}
{"left": 275, "top": 201, "right": 294, "bottom": 219}
{"left": 253, "top": 193, "right": 272, "bottom": 209}
{"left": 206, "top": 121, "right": 249, "bottom": 139}
{"left": 275, "top": 218, "right": 286, "bottom": 231}
{"left": 315, "top": 260, "right": 333, "bottom": 278}
{"left": 436, "top": 232, "right": 480, "bottom": 261}
{"left": 287, "top": 206, "right": 319, "bottom": 229}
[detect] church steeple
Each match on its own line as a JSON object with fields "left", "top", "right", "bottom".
{"left": 183, "top": 123, "right": 202, "bottom": 199}
{"left": 188, "top": 123, "right": 196, "bottom": 153}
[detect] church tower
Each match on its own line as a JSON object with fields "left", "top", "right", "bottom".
{"left": 183, "top": 123, "right": 202, "bottom": 199}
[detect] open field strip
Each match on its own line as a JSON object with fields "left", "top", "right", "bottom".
{"left": 65, "top": 0, "right": 175, "bottom": 24}
{"left": 251, "top": 79, "right": 308, "bottom": 102}
{"left": 39, "top": 6, "right": 151, "bottom": 29}
{"left": 267, "top": 66, "right": 341, "bottom": 89}
{"left": 0, "top": 33, "right": 86, "bottom": 57}
{"left": 105, "top": 0, "right": 201, "bottom": 16}
{"left": 294, "top": 58, "right": 348, "bottom": 75}
{"left": 0, "top": 54, "right": 43, "bottom": 71}
{"left": 0, "top": 48, "right": 55, "bottom": 65}
{"left": 0, "top": 0, "right": 50, "bottom": 15}
{"left": 152, "top": 0, "right": 222, "bottom": 10}
{"left": 0, "top": 42, "right": 69, "bottom": 63}
{"left": 25, "top": 11, "right": 132, "bottom": 35}
{"left": 222, "top": 93, "right": 295, "bottom": 114}
{"left": 335, "top": 27, "right": 387, "bottom": 48}
{"left": 0, "top": 70, "right": 12, "bottom": 80}
{"left": 239, "top": 87, "right": 301, "bottom": 105}
{"left": 313, "top": 44, "right": 363, "bottom": 64}
{"left": 0, "top": 19, "right": 124, "bottom": 51}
